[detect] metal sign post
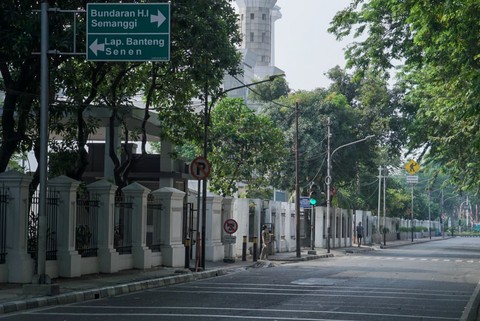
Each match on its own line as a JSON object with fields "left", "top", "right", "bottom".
{"left": 405, "top": 160, "right": 420, "bottom": 242}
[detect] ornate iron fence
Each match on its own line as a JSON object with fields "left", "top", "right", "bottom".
{"left": 146, "top": 193, "right": 161, "bottom": 252}
{"left": 0, "top": 186, "right": 8, "bottom": 264}
{"left": 76, "top": 191, "right": 99, "bottom": 257}
{"left": 114, "top": 190, "right": 132, "bottom": 254}
{"left": 27, "top": 189, "right": 60, "bottom": 261}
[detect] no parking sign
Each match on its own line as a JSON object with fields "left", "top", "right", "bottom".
{"left": 189, "top": 156, "right": 211, "bottom": 180}
{"left": 223, "top": 218, "right": 238, "bottom": 234}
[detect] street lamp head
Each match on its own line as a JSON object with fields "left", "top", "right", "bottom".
{"left": 268, "top": 73, "right": 285, "bottom": 81}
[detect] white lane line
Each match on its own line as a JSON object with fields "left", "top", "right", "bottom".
{"left": 30, "top": 306, "right": 459, "bottom": 320}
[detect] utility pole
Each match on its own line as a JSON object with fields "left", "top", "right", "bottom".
{"left": 383, "top": 169, "right": 386, "bottom": 246}
{"left": 377, "top": 166, "right": 382, "bottom": 244}
{"left": 295, "top": 102, "right": 301, "bottom": 258}
{"left": 428, "top": 189, "right": 431, "bottom": 239}
{"left": 326, "top": 118, "right": 331, "bottom": 253}
{"left": 441, "top": 190, "right": 444, "bottom": 237}
{"left": 200, "top": 82, "right": 208, "bottom": 270}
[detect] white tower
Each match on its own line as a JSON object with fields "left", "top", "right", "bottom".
{"left": 224, "top": 1, "right": 284, "bottom": 106}
{"left": 236, "top": 0, "right": 279, "bottom": 68}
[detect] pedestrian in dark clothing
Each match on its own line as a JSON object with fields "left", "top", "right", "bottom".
{"left": 356, "top": 222, "right": 364, "bottom": 247}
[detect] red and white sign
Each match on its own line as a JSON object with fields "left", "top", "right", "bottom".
{"left": 223, "top": 218, "right": 238, "bottom": 234}
{"left": 189, "top": 156, "right": 211, "bottom": 180}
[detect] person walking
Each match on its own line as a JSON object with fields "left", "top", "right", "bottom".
{"left": 260, "top": 225, "right": 270, "bottom": 260}
{"left": 356, "top": 222, "right": 364, "bottom": 247}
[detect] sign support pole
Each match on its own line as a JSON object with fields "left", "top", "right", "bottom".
{"left": 411, "top": 184, "right": 414, "bottom": 242}
{"left": 36, "top": 0, "right": 49, "bottom": 285}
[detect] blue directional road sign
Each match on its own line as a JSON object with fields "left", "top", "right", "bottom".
{"left": 87, "top": 3, "right": 170, "bottom": 61}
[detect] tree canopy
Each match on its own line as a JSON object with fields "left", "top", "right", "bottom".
{"left": 329, "top": 0, "right": 480, "bottom": 193}
{"left": 0, "top": 0, "right": 242, "bottom": 189}
{"left": 207, "top": 98, "right": 287, "bottom": 198}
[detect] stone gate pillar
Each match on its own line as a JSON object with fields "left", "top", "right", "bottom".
{"left": 0, "top": 170, "right": 35, "bottom": 283}
{"left": 87, "top": 180, "right": 119, "bottom": 273}
{"left": 48, "top": 175, "right": 81, "bottom": 277}
{"left": 152, "top": 187, "right": 185, "bottom": 267}
{"left": 222, "top": 197, "right": 235, "bottom": 262}
{"left": 206, "top": 193, "right": 224, "bottom": 262}
{"left": 122, "top": 182, "right": 152, "bottom": 269}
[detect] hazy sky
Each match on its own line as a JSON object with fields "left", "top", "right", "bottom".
{"left": 274, "top": 0, "right": 353, "bottom": 91}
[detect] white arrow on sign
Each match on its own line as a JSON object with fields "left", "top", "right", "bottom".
{"left": 89, "top": 39, "right": 105, "bottom": 56}
{"left": 150, "top": 10, "right": 166, "bottom": 27}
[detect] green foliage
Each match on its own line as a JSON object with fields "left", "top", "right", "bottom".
{"left": 399, "top": 226, "right": 428, "bottom": 233}
{"left": 207, "top": 98, "right": 287, "bottom": 197}
{"left": 0, "top": 0, "right": 242, "bottom": 190}
{"left": 329, "top": 0, "right": 480, "bottom": 194}
{"left": 249, "top": 76, "right": 290, "bottom": 102}
{"left": 259, "top": 68, "right": 394, "bottom": 210}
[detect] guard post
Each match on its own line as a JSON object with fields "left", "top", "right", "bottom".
{"left": 184, "top": 237, "right": 190, "bottom": 269}
{"left": 253, "top": 236, "right": 258, "bottom": 262}
{"left": 242, "top": 235, "right": 247, "bottom": 261}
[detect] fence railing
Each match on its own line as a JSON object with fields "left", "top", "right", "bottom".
{"left": 27, "top": 189, "right": 60, "bottom": 261}
{"left": 146, "top": 193, "right": 162, "bottom": 252}
{"left": 76, "top": 191, "right": 99, "bottom": 257}
{"left": 0, "top": 186, "right": 8, "bottom": 264}
{"left": 114, "top": 191, "right": 133, "bottom": 255}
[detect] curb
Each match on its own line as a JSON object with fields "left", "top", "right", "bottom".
{"left": 269, "top": 253, "right": 334, "bottom": 262}
{"left": 345, "top": 247, "right": 375, "bottom": 254}
{"left": 380, "top": 237, "right": 450, "bottom": 249}
{"left": 0, "top": 267, "right": 238, "bottom": 315}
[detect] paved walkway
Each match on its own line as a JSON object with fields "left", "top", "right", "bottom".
{"left": 0, "top": 237, "right": 449, "bottom": 315}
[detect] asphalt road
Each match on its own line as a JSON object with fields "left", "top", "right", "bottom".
{"left": 3, "top": 237, "right": 480, "bottom": 321}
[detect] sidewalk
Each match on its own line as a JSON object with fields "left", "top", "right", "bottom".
{"left": 0, "top": 236, "right": 448, "bottom": 314}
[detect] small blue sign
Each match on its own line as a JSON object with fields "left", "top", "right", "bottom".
{"left": 300, "top": 197, "right": 311, "bottom": 209}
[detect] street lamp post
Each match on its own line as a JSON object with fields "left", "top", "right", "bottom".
{"left": 325, "top": 117, "right": 374, "bottom": 253}
{"left": 198, "top": 74, "right": 284, "bottom": 270}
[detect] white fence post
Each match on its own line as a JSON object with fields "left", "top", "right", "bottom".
{"left": 87, "top": 180, "right": 119, "bottom": 273}
{"left": 153, "top": 187, "right": 185, "bottom": 267}
{"left": 0, "top": 170, "right": 35, "bottom": 283}
{"left": 122, "top": 182, "right": 152, "bottom": 269}
{"left": 49, "top": 175, "right": 81, "bottom": 277}
{"left": 206, "top": 193, "right": 224, "bottom": 262}
{"left": 222, "top": 197, "right": 236, "bottom": 261}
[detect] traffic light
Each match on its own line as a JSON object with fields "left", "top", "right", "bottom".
{"left": 309, "top": 183, "right": 318, "bottom": 206}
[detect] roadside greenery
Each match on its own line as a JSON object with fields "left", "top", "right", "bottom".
{"left": 1, "top": 0, "right": 479, "bottom": 224}
{"left": 0, "top": 0, "right": 241, "bottom": 189}
{"left": 207, "top": 98, "right": 287, "bottom": 198}
{"left": 329, "top": 0, "right": 480, "bottom": 194}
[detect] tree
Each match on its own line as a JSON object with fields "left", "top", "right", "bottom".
{"left": 207, "top": 98, "right": 287, "bottom": 198}
{"left": 260, "top": 87, "right": 377, "bottom": 208}
{"left": 1, "top": 0, "right": 242, "bottom": 190}
{"left": 329, "top": 0, "right": 480, "bottom": 193}
{"left": 248, "top": 76, "right": 290, "bottom": 102}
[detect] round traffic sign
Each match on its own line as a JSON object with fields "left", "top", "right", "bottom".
{"left": 223, "top": 218, "right": 238, "bottom": 234}
{"left": 189, "top": 156, "right": 211, "bottom": 180}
